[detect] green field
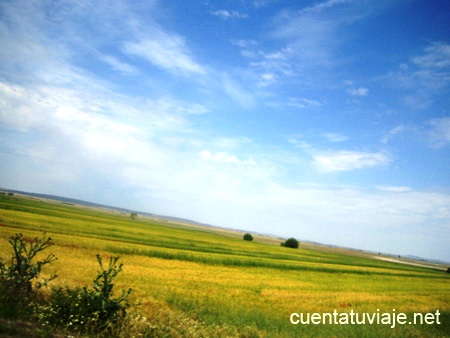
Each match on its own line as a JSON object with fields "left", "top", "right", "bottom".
{"left": 0, "top": 193, "right": 449, "bottom": 337}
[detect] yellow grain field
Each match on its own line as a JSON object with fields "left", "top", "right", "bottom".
{"left": 0, "top": 194, "right": 448, "bottom": 337}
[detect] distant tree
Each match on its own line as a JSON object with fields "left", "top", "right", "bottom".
{"left": 446, "top": 267, "right": 450, "bottom": 274}
{"left": 130, "top": 212, "right": 137, "bottom": 220}
{"left": 243, "top": 233, "right": 253, "bottom": 241}
{"left": 283, "top": 238, "right": 299, "bottom": 249}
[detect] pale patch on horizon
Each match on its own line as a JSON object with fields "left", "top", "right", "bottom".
{"left": 313, "top": 150, "right": 391, "bottom": 172}
{"left": 376, "top": 185, "right": 412, "bottom": 193}
{"left": 199, "top": 150, "right": 256, "bottom": 166}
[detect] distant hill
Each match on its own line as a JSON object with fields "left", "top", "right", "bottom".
{"left": 2, "top": 187, "right": 448, "bottom": 266}
{"left": 2, "top": 188, "right": 135, "bottom": 212}
{"left": 0, "top": 188, "right": 222, "bottom": 229}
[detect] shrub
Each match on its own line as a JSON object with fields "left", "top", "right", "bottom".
{"left": 0, "top": 233, "right": 57, "bottom": 292}
{"left": 283, "top": 238, "right": 299, "bottom": 249}
{"left": 0, "top": 233, "right": 57, "bottom": 319}
{"left": 243, "top": 233, "right": 253, "bottom": 241}
{"left": 39, "top": 254, "right": 132, "bottom": 334}
{"left": 0, "top": 233, "right": 134, "bottom": 335}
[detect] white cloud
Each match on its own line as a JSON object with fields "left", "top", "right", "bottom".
{"left": 287, "top": 97, "right": 322, "bottom": 108}
{"left": 211, "top": 136, "right": 253, "bottom": 150}
{"left": 199, "top": 150, "right": 256, "bottom": 166}
{"left": 393, "top": 42, "right": 450, "bottom": 90}
{"left": 376, "top": 185, "right": 412, "bottom": 193}
{"left": 222, "top": 75, "right": 256, "bottom": 108}
{"left": 313, "top": 150, "right": 391, "bottom": 172}
{"left": 402, "top": 94, "right": 433, "bottom": 109}
{"left": 381, "top": 124, "right": 405, "bottom": 144}
{"left": 288, "top": 139, "right": 313, "bottom": 151}
{"left": 211, "top": 10, "right": 248, "bottom": 19}
{"left": 270, "top": 7, "right": 342, "bottom": 68}
{"left": 147, "top": 96, "right": 209, "bottom": 116}
{"left": 382, "top": 119, "right": 450, "bottom": 148}
{"left": 246, "top": 47, "right": 299, "bottom": 86}
{"left": 412, "top": 42, "right": 450, "bottom": 69}
{"left": 123, "top": 30, "right": 206, "bottom": 75}
{"left": 427, "top": 117, "right": 450, "bottom": 148}
{"left": 347, "top": 87, "right": 369, "bottom": 96}
{"left": 268, "top": 1, "right": 397, "bottom": 76}
{"left": 322, "top": 132, "right": 348, "bottom": 142}
{"left": 97, "top": 54, "right": 138, "bottom": 75}
{"left": 253, "top": 0, "right": 273, "bottom": 8}
{"left": 387, "top": 42, "right": 450, "bottom": 109}
{"left": 301, "top": 0, "right": 353, "bottom": 14}
{"left": 230, "top": 39, "right": 258, "bottom": 48}
{"left": 257, "top": 73, "right": 277, "bottom": 87}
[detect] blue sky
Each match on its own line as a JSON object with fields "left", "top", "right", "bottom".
{"left": 1, "top": 0, "right": 449, "bottom": 261}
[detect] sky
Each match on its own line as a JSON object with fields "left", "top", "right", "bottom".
{"left": 0, "top": 0, "right": 449, "bottom": 261}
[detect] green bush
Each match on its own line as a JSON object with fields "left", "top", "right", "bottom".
{"left": 38, "top": 254, "right": 132, "bottom": 333}
{"left": 0, "top": 233, "right": 134, "bottom": 335}
{"left": 283, "top": 237, "right": 299, "bottom": 249}
{"left": 0, "top": 233, "right": 57, "bottom": 292}
{"left": 0, "top": 233, "right": 57, "bottom": 319}
{"left": 243, "top": 233, "right": 253, "bottom": 241}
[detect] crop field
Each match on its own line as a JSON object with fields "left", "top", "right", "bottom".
{"left": 0, "top": 193, "right": 449, "bottom": 337}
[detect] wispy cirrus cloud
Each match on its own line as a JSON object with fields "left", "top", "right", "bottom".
{"left": 347, "top": 87, "right": 369, "bottom": 96}
{"left": 381, "top": 124, "right": 406, "bottom": 144}
{"left": 411, "top": 42, "right": 450, "bottom": 93}
{"left": 269, "top": 1, "right": 348, "bottom": 67}
{"left": 381, "top": 118, "right": 450, "bottom": 149}
{"left": 386, "top": 41, "right": 450, "bottom": 109}
{"left": 412, "top": 42, "right": 450, "bottom": 70}
{"left": 246, "top": 47, "right": 298, "bottom": 86}
{"left": 231, "top": 39, "right": 258, "bottom": 48}
{"left": 240, "top": 0, "right": 379, "bottom": 89}
{"left": 211, "top": 9, "right": 248, "bottom": 19}
{"left": 97, "top": 54, "right": 138, "bottom": 75}
{"left": 286, "top": 97, "right": 322, "bottom": 108}
{"left": 147, "top": 96, "right": 210, "bottom": 116}
{"left": 409, "top": 42, "right": 450, "bottom": 92}
{"left": 427, "top": 117, "right": 450, "bottom": 148}
{"left": 199, "top": 150, "right": 256, "bottom": 166}
{"left": 300, "top": 0, "right": 353, "bottom": 14}
{"left": 376, "top": 185, "right": 412, "bottom": 193}
{"left": 221, "top": 75, "right": 256, "bottom": 108}
{"left": 322, "top": 132, "right": 348, "bottom": 143}
{"left": 123, "top": 30, "right": 206, "bottom": 76}
{"left": 288, "top": 134, "right": 390, "bottom": 173}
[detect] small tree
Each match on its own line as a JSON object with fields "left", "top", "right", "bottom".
{"left": 0, "top": 233, "right": 57, "bottom": 293}
{"left": 243, "top": 233, "right": 253, "bottom": 241}
{"left": 283, "top": 237, "right": 299, "bottom": 249}
{"left": 0, "top": 233, "right": 57, "bottom": 318}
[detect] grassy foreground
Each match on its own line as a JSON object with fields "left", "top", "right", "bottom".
{"left": 0, "top": 193, "right": 449, "bottom": 337}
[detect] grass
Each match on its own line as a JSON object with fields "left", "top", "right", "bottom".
{"left": 0, "top": 193, "right": 449, "bottom": 337}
